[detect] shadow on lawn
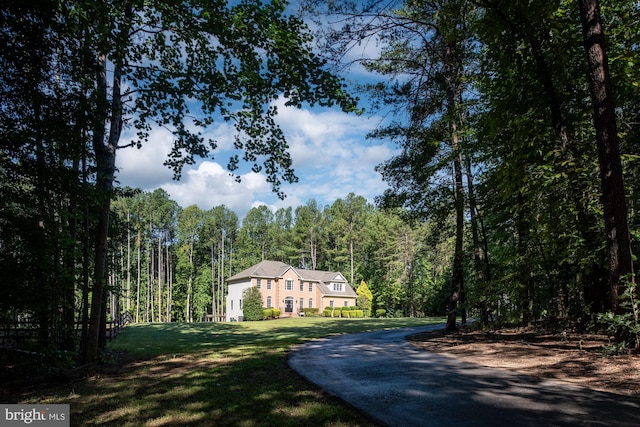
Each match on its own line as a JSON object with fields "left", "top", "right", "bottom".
{"left": 67, "top": 348, "right": 379, "bottom": 426}
{"left": 16, "top": 319, "right": 435, "bottom": 425}
{"left": 111, "top": 318, "right": 435, "bottom": 358}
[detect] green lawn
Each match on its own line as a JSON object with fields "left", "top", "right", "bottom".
{"left": 26, "top": 317, "right": 443, "bottom": 426}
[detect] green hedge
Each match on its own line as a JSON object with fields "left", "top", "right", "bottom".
{"left": 262, "top": 308, "right": 281, "bottom": 319}
{"left": 375, "top": 309, "right": 387, "bottom": 318}
{"left": 342, "top": 310, "right": 363, "bottom": 318}
{"left": 321, "top": 308, "right": 364, "bottom": 318}
{"left": 301, "top": 308, "right": 320, "bottom": 317}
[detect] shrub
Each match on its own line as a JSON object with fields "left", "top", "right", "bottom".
{"left": 272, "top": 308, "right": 281, "bottom": 318}
{"left": 375, "top": 309, "right": 387, "bottom": 318}
{"left": 263, "top": 308, "right": 273, "bottom": 319}
{"left": 598, "top": 281, "right": 640, "bottom": 351}
{"left": 243, "top": 287, "right": 264, "bottom": 321}
{"left": 323, "top": 308, "right": 333, "bottom": 317}
{"left": 301, "top": 308, "right": 319, "bottom": 317}
{"left": 356, "top": 281, "right": 373, "bottom": 314}
{"left": 353, "top": 310, "right": 364, "bottom": 318}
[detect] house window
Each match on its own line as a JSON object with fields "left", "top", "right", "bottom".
{"left": 256, "top": 279, "right": 261, "bottom": 289}
{"left": 267, "top": 296, "right": 272, "bottom": 308}
{"left": 308, "top": 282, "right": 313, "bottom": 292}
{"left": 300, "top": 281, "right": 304, "bottom": 292}
{"left": 329, "top": 300, "right": 334, "bottom": 307}
{"left": 344, "top": 301, "right": 348, "bottom": 307}
{"left": 300, "top": 298, "right": 304, "bottom": 309}
{"left": 333, "top": 283, "right": 343, "bottom": 292}
{"left": 267, "top": 279, "right": 272, "bottom": 290}
{"left": 308, "top": 298, "right": 313, "bottom": 308}
{"left": 231, "top": 300, "right": 234, "bottom": 310}
{"left": 286, "top": 279, "right": 293, "bottom": 291}
{"left": 240, "top": 299, "right": 243, "bottom": 309}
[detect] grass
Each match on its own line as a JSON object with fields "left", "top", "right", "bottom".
{"left": 20, "top": 317, "right": 443, "bottom": 426}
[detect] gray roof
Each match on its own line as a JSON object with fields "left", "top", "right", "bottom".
{"left": 227, "top": 260, "right": 291, "bottom": 282}
{"left": 296, "top": 268, "right": 357, "bottom": 298}
{"left": 227, "top": 260, "right": 357, "bottom": 298}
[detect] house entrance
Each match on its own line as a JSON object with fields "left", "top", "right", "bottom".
{"left": 284, "top": 297, "right": 293, "bottom": 313}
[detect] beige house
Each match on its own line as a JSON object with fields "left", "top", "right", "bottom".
{"left": 226, "top": 260, "right": 357, "bottom": 321}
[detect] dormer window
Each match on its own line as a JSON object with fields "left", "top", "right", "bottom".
{"left": 332, "top": 283, "right": 343, "bottom": 292}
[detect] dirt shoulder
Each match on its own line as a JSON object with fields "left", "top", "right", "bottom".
{"left": 407, "top": 328, "right": 640, "bottom": 397}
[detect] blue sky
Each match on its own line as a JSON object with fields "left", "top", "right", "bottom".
{"left": 116, "top": 5, "right": 394, "bottom": 220}
{"left": 116, "top": 96, "right": 398, "bottom": 219}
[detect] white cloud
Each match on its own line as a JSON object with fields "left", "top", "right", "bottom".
{"left": 115, "top": 99, "right": 398, "bottom": 220}
{"left": 116, "top": 127, "right": 175, "bottom": 189}
{"left": 163, "top": 161, "right": 270, "bottom": 217}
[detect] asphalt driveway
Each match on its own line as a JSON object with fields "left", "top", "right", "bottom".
{"left": 288, "top": 324, "right": 640, "bottom": 426}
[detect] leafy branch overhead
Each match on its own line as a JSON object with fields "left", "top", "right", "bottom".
{"left": 111, "top": 0, "right": 360, "bottom": 196}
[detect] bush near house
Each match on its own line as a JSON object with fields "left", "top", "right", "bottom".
{"left": 262, "top": 308, "right": 281, "bottom": 320}
{"left": 352, "top": 310, "right": 365, "bottom": 318}
{"left": 342, "top": 309, "right": 364, "bottom": 318}
{"left": 243, "top": 287, "right": 264, "bottom": 321}
{"left": 376, "top": 309, "right": 387, "bottom": 318}
{"left": 301, "top": 308, "right": 320, "bottom": 317}
{"left": 321, "top": 307, "right": 364, "bottom": 318}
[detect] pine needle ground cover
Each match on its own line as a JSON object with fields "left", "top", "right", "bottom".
{"left": 21, "top": 317, "right": 441, "bottom": 426}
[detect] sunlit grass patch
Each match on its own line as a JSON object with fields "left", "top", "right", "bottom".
{"left": 21, "top": 317, "right": 443, "bottom": 426}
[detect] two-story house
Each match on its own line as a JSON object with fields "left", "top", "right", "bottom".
{"left": 226, "top": 260, "right": 357, "bottom": 321}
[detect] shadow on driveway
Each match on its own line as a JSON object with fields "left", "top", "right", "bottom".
{"left": 288, "top": 325, "right": 640, "bottom": 426}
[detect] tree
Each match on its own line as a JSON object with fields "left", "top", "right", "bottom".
{"left": 293, "top": 200, "right": 323, "bottom": 269}
{"left": 177, "top": 205, "right": 204, "bottom": 322}
{"left": 240, "top": 205, "right": 274, "bottom": 264}
{"left": 578, "top": 0, "right": 635, "bottom": 313}
{"left": 347, "top": 0, "right": 474, "bottom": 330}
{"left": 242, "top": 287, "right": 264, "bottom": 321}
{"left": 49, "top": 0, "right": 358, "bottom": 362}
{"left": 356, "top": 280, "right": 373, "bottom": 316}
{"left": 199, "top": 205, "right": 238, "bottom": 322}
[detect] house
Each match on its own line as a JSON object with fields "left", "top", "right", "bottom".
{"left": 225, "top": 260, "right": 357, "bottom": 321}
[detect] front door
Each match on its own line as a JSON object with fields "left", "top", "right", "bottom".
{"left": 284, "top": 297, "right": 293, "bottom": 313}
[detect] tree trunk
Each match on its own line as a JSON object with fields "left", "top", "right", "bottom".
{"left": 465, "top": 152, "right": 492, "bottom": 325}
{"left": 127, "top": 210, "right": 131, "bottom": 313}
{"left": 578, "top": 0, "right": 634, "bottom": 313}
{"left": 157, "top": 232, "right": 162, "bottom": 322}
{"left": 136, "top": 230, "right": 141, "bottom": 323}
{"left": 445, "top": 40, "right": 464, "bottom": 332}
{"left": 84, "top": 51, "right": 118, "bottom": 363}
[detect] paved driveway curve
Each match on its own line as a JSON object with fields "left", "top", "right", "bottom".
{"left": 288, "top": 325, "right": 640, "bottom": 426}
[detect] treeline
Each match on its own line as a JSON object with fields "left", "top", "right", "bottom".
{"left": 0, "top": 0, "right": 357, "bottom": 364}
{"left": 310, "top": 0, "right": 640, "bottom": 345}
{"left": 108, "top": 191, "right": 452, "bottom": 324}
{"left": 1, "top": 0, "right": 639, "bottom": 370}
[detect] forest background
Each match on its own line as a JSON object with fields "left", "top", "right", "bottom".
{"left": 1, "top": 0, "right": 639, "bottom": 370}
